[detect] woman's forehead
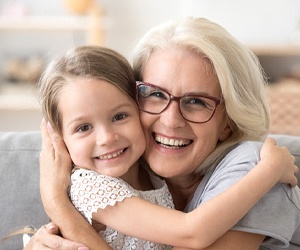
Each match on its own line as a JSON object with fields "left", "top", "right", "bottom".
{"left": 142, "top": 48, "right": 221, "bottom": 96}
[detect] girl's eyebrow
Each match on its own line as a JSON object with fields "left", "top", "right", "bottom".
{"left": 112, "top": 102, "right": 134, "bottom": 109}
{"left": 66, "top": 115, "right": 87, "bottom": 129}
{"left": 66, "top": 103, "right": 135, "bottom": 128}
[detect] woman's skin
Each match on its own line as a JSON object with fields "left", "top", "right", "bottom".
{"left": 25, "top": 47, "right": 298, "bottom": 249}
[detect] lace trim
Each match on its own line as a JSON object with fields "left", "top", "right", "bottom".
{"left": 69, "top": 169, "right": 135, "bottom": 223}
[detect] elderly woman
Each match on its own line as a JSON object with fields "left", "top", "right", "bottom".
{"left": 27, "top": 17, "right": 300, "bottom": 249}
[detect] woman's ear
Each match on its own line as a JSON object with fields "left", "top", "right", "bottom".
{"left": 218, "top": 119, "right": 232, "bottom": 142}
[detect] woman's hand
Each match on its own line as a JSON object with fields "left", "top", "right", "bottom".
{"left": 24, "top": 222, "right": 89, "bottom": 250}
{"left": 261, "top": 137, "right": 298, "bottom": 187}
{"left": 40, "top": 119, "right": 72, "bottom": 216}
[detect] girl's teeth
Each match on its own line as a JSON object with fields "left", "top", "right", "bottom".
{"left": 99, "top": 149, "right": 124, "bottom": 160}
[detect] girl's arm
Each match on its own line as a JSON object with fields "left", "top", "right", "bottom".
{"left": 93, "top": 137, "right": 297, "bottom": 249}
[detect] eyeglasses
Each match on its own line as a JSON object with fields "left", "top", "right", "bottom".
{"left": 136, "top": 81, "right": 222, "bottom": 124}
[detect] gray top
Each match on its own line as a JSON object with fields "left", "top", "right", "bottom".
{"left": 184, "top": 141, "right": 300, "bottom": 249}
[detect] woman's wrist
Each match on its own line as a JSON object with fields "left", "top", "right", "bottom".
{"left": 42, "top": 188, "right": 71, "bottom": 217}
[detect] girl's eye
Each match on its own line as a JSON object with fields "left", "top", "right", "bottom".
{"left": 113, "top": 113, "right": 128, "bottom": 122}
{"left": 77, "top": 124, "right": 92, "bottom": 132}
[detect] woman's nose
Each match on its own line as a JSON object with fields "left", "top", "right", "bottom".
{"left": 159, "top": 101, "right": 186, "bottom": 128}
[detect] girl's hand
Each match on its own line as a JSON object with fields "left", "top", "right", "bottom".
{"left": 261, "top": 137, "right": 298, "bottom": 187}
{"left": 40, "top": 119, "right": 73, "bottom": 215}
{"left": 24, "top": 222, "right": 89, "bottom": 250}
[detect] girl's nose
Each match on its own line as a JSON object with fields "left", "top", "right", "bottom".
{"left": 96, "top": 127, "right": 119, "bottom": 146}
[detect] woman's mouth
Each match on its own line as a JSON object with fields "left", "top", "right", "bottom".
{"left": 96, "top": 149, "right": 126, "bottom": 160}
{"left": 154, "top": 134, "right": 192, "bottom": 148}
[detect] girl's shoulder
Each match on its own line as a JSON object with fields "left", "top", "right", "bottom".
{"left": 69, "top": 168, "right": 136, "bottom": 223}
{"left": 71, "top": 168, "right": 132, "bottom": 188}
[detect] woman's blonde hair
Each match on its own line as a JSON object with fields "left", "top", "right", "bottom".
{"left": 39, "top": 46, "right": 136, "bottom": 134}
{"left": 131, "top": 17, "right": 270, "bottom": 174}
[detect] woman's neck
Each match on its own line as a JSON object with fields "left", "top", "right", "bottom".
{"left": 166, "top": 174, "right": 203, "bottom": 211}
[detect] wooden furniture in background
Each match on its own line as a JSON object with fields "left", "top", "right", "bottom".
{"left": 267, "top": 79, "right": 300, "bottom": 136}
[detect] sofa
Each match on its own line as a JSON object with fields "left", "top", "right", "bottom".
{"left": 0, "top": 131, "right": 300, "bottom": 249}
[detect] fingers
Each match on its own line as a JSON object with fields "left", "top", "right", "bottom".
{"left": 40, "top": 119, "right": 71, "bottom": 167}
{"left": 41, "top": 119, "right": 65, "bottom": 157}
{"left": 25, "top": 223, "right": 89, "bottom": 250}
{"left": 264, "top": 137, "right": 276, "bottom": 145}
{"left": 46, "top": 121, "right": 65, "bottom": 154}
{"left": 261, "top": 137, "right": 277, "bottom": 156}
{"left": 263, "top": 137, "right": 299, "bottom": 187}
{"left": 40, "top": 119, "right": 52, "bottom": 154}
{"left": 45, "top": 222, "right": 60, "bottom": 235}
{"left": 290, "top": 165, "right": 299, "bottom": 188}
{"left": 295, "top": 165, "right": 299, "bottom": 174}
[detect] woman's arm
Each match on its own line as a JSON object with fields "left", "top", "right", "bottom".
{"left": 39, "top": 120, "right": 112, "bottom": 250}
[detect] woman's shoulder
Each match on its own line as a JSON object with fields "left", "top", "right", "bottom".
{"left": 226, "top": 140, "right": 263, "bottom": 157}
{"left": 215, "top": 140, "right": 263, "bottom": 173}
{"left": 186, "top": 141, "right": 264, "bottom": 206}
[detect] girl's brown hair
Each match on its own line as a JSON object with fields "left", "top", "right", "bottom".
{"left": 39, "top": 46, "right": 136, "bottom": 134}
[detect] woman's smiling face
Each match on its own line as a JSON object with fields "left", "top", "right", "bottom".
{"left": 140, "top": 48, "right": 231, "bottom": 180}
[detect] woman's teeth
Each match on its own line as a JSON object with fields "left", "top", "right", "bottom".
{"left": 98, "top": 149, "right": 124, "bottom": 160}
{"left": 155, "top": 135, "right": 191, "bottom": 148}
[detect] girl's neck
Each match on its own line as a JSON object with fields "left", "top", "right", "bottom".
{"left": 121, "top": 162, "right": 154, "bottom": 191}
{"left": 166, "top": 174, "right": 203, "bottom": 211}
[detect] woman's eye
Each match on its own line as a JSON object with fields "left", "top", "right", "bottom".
{"left": 77, "top": 124, "right": 91, "bottom": 132}
{"left": 188, "top": 98, "right": 206, "bottom": 106}
{"left": 113, "top": 113, "right": 127, "bottom": 121}
{"left": 183, "top": 97, "right": 214, "bottom": 110}
{"left": 149, "top": 91, "right": 167, "bottom": 99}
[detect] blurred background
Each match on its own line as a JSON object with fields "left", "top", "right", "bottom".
{"left": 0, "top": 0, "right": 300, "bottom": 134}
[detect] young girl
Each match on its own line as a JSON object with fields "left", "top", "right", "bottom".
{"left": 38, "top": 45, "right": 297, "bottom": 250}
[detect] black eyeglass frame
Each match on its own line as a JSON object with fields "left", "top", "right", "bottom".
{"left": 136, "top": 81, "right": 223, "bottom": 124}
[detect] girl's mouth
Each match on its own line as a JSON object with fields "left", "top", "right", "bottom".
{"left": 96, "top": 148, "right": 126, "bottom": 160}
{"left": 154, "top": 134, "right": 192, "bottom": 149}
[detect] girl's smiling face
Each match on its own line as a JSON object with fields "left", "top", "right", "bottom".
{"left": 59, "top": 78, "right": 146, "bottom": 178}
{"left": 140, "top": 48, "right": 231, "bottom": 180}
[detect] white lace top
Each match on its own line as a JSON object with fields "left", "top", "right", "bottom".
{"left": 69, "top": 167, "right": 174, "bottom": 250}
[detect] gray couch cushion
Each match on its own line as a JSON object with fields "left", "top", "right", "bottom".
{"left": 0, "top": 131, "right": 48, "bottom": 249}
